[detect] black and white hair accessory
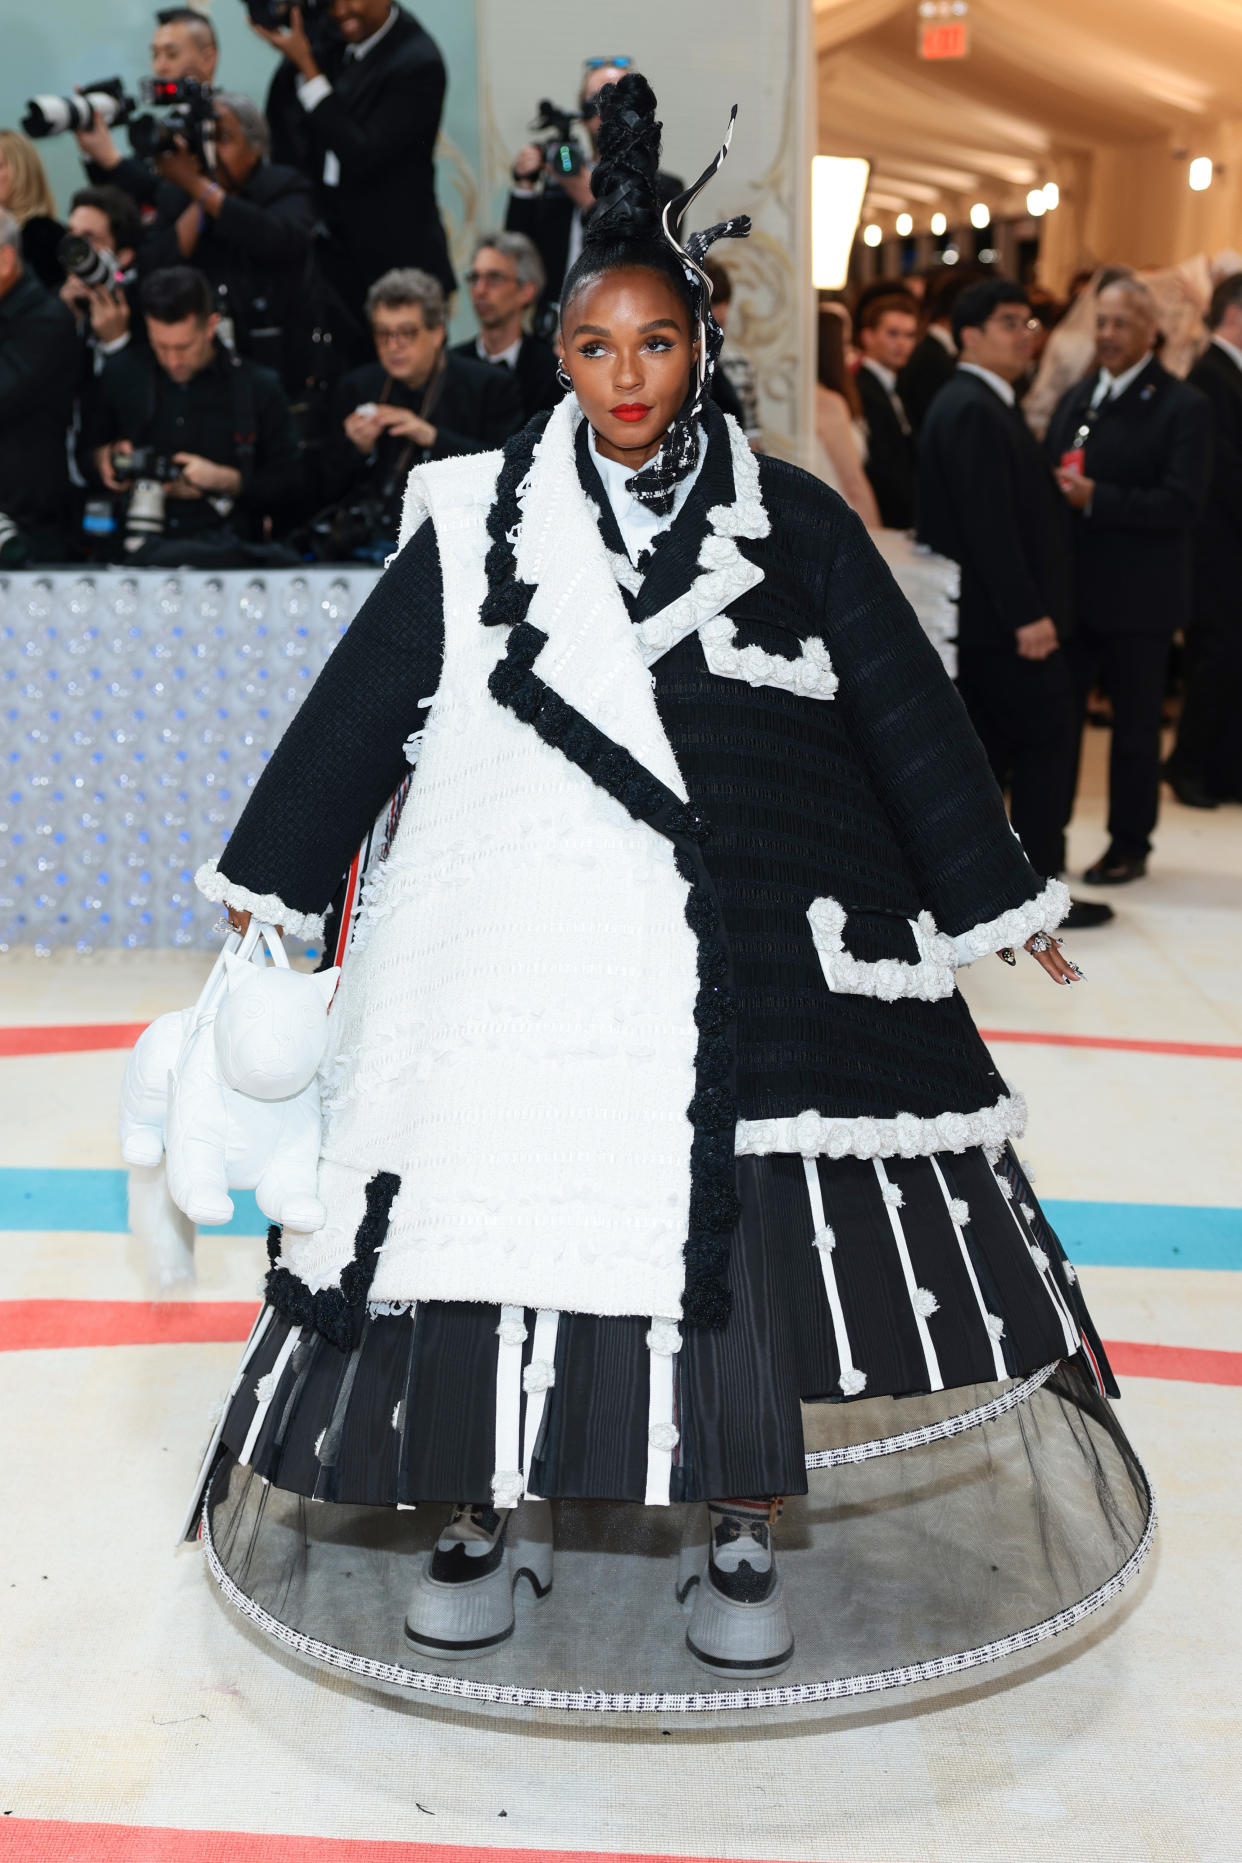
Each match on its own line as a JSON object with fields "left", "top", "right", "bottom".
{"left": 624, "top": 106, "right": 751, "bottom": 516}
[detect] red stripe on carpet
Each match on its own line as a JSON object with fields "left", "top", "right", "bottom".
{"left": 0, "top": 1299, "right": 260, "bottom": 1352}
{"left": 0, "top": 1819, "right": 816, "bottom": 1863}
{"left": 1102, "top": 1339, "right": 1242, "bottom": 1385}
{"left": 0, "top": 1022, "right": 147, "bottom": 1057}
{"left": 3, "top": 1301, "right": 1242, "bottom": 1388}
{"left": 4, "top": 1022, "right": 1241, "bottom": 1062}
{"left": 978, "top": 1028, "right": 1242, "bottom": 1060}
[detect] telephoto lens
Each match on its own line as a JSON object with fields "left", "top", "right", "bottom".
{"left": 123, "top": 481, "right": 167, "bottom": 555}
{"left": 22, "top": 79, "right": 133, "bottom": 140}
{"left": 58, "top": 234, "right": 118, "bottom": 293}
{"left": 0, "top": 513, "right": 29, "bottom": 567}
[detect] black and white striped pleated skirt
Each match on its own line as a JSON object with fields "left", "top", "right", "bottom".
{"left": 218, "top": 1141, "right": 1114, "bottom": 1507}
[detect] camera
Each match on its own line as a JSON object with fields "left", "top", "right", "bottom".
{"left": 112, "top": 447, "right": 181, "bottom": 485}
{"left": 0, "top": 512, "right": 29, "bottom": 569}
{"left": 128, "top": 76, "right": 216, "bottom": 167}
{"left": 531, "top": 100, "right": 585, "bottom": 179}
{"left": 58, "top": 233, "right": 123, "bottom": 293}
{"left": 242, "top": 0, "right": 329, "bottom": 28}
{"left": 123, "top": 480, "right": 168, "bottom": 556}
{"left": 22, "top": 76, "right": 135, "bottom": 140}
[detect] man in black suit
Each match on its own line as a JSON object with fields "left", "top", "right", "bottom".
{"left": 138, "top": 94, "right": 315, "bottom": 393}
{"left": 855, "top": 289, "right": 918, "bottom": 529}
{"left": 506, "top": 61, "right": 683, "bottom": 315}
{"left": 918, "top": 279, "right": 1105, "bottom": 925}
{"left": 899, "top": 266, "right": 976, "bottom": 433}
{"left": 253, "top": 0, "right": 453, "bottom": 324}
{"left": 1165, "top": 273, "right": 1242, "bottom": 807}
{"left": 450, "top": 231, "right": 560, "bottom": 422}
{"left": 1047, "top": 278, "right": 1212, "bottom": 882}
{"left": 318, "top": 267, "right": 522, "bottom": 559}
{"left": 75, "top": 7, "right": 219, "bottom": 214}
{"left": 0, "top": 209, "right": 78, "bottom": 562}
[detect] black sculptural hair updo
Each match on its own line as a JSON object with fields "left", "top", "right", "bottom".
{"left": 559, "top": 73, "right": 695, "bottom": 324}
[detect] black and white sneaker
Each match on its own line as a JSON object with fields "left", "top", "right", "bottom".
{"left": 404, "top": 1499, "right": 553, "bottom": 1660}
{"left": 685, "top": 1504, "right": 795, "bottom": 1679}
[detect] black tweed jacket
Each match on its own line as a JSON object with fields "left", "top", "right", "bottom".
{"left": 215, "top": 407, "right": 1057, "bottom": 1128}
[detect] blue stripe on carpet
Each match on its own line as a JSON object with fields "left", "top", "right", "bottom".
{"left": 0, "top": 1170, "right": 1239, "bottom": 1270}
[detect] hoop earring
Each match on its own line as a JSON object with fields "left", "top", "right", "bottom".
{"left": 556, "top": 362, "right": 572, "bottom": 391}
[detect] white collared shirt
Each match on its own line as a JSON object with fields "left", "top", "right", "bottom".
{"left": 957, "top": 361, "right": 1017, "bottom": 407}
{"left": 475, "top": 334, "right": 523, "bottom": 370}
{"left": 1090, "top": 350, "right": 1154, "bottom": 408}
{"left": 1212, "top": 333, "right": 1242, "bottom": 374}
{"left": 590, "top": 426, "right": 704, "bottom": 566}
{"left": 860, "top": 358, "right": 898, "bottom": 395}
{"left": 298, "top": 5, "right": 397, "bottom": 117}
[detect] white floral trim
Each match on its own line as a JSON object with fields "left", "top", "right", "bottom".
{"left": 699, "top": 615, "right": 838, "bottom": 701}
{"left": 735, "top": 1092, "right": 1026, "bottom": 1162}
{"left": 630, "top": 415, "right": 770, "bottom": 669}
{"left": 491, "top": 1469, "right": 525, "bottom": 1511}
{"left": 606, "top": 547, "right": 645, "bottom": 595}
{"left": 950, "top": 877, "right": 1071, "bottom": 967}
{"left": 194, "top": 857, "right": 326, "bottom": 943}
{"left": 807, "top": 897, "right": 958, "bottom": 1002}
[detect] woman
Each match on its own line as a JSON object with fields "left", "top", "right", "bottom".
{"left": 0, "top": 129, "right": 63, "bottom": 289}
{"left": 191, "top": 76, "right": 1148, "bottom": 1696}
{"left": 814, "top": 302, "right": 878, "bottom": 525}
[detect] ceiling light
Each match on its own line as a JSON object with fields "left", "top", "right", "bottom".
{"left": 1026, "top": 188, "right": 1047, "bottom": 217}
{"left": 969, "top": 202, "right": 990, "bottom": 229}
{"left": 941, "top": 246, "right": 959, "bottom": 265}
{"left": 1189, "top": 157, "right": 1213, "bottom": 192}
{"left": 1042, "top": 182, "right": 1059, "bottom": 210}
{"left": 811, "top": 156, "right": 871, "bottom": 288}
{"left": 930, "top": 211, "right": 947, "bottom": 236}
{"left": 895, "top": 212, "right": 914, "bottom": 237}
{"left": 862, "top": 222, "right": 883, "bottom": 248}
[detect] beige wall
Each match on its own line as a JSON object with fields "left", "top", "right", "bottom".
{"left": 475, "top": 0, "right": 816, "bottom": 464}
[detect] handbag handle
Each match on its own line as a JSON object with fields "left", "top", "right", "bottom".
{"left": 184, "top": 919, "right": 290, "bottom": 1043}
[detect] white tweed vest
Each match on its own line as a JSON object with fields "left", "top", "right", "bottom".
{"left": 279, "top": 397, "right": 702, "bottom": 1319}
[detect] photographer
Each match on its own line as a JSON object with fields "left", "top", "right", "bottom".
{"left": 313, "top": 267, "right": 521, "bottom": 559}
{"left": 506, "top": 59, "right": 683, "bottom": 311}
{"left": 138, "top": 93, "right": 314, "bottom": 390}
{"left": 450, "top": 231, "right": 560, "bottom": 421}
{"left": 254, "top": 0, "right": 454, "bottom": 324}
{"left": 59, "top": 185, "right": 142, "bottom": 364}
{"left": 75, "top": 7, "right": 220, "bottom": 212}
{"left": 81, "top": 263, "right": 300, "bottom": 566}
{"left": 0, "top": 209, "right": 78, "bottom": 562}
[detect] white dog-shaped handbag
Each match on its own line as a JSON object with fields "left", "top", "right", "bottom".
{"left": 119, "top": 921, "right": 339, "bottom": 1286}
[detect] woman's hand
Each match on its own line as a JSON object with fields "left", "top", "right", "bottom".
{"left": 999, "top": 933, "right": 1084, "bottom": 984}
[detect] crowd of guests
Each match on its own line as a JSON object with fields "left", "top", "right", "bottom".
{"left": 0, "top": 3, "right": 1236, "bottom": 894}
{"left": 816, "top": 265, "right": 1241, "bottom": 906}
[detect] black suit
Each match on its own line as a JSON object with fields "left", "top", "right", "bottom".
{"left": 450, "top": 333, "right": 560, "bottom": 422}
{"left": 899, "top": 328, "right": 956, "bottom": 432}
{"left": 0, "top": 270, "right": 78, "bottom": 558}
{"left": 856, "top": 362, "right": 915, "bottom": 530}
{"left": 918, "top": 367, "right": 1075, "bottom": 878}
{"left": 267, "top": 7, "right": 453, "bottom": 318}
{"left": 1169, "top": 339, "right": 1242, "bottom": 797}
{"left": 505, "top": 167, "right": 683, "bottom": 310}
{"left": 1046, "top": 356, "right": 1212, "bottom": 857}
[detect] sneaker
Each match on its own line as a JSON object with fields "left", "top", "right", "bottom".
{"left": 403, "top": 1499, "right": 552, "bottom": 1660}
{"left": 685, "top": 1504, "right": 795, "bottom": 1679}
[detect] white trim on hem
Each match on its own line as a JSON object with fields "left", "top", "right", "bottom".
{"left": 735, "top": 1092, "right": 1026, "bottom": 1162}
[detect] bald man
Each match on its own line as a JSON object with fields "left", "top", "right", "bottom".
{"left": 1046, "top": 279, "right": 1212, "bottom": 884}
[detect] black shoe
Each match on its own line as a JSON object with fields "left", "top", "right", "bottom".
{"left": 1163, "top": 765, "right": 1219, "bottom": 809}
{"left": 1062, "top": 898, "right": 1115, "bottom": 929}
{"left": 1083, "top": 849, "right": 1147, "bottom": 885}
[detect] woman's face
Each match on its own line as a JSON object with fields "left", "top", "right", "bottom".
{"left": 561, "top": 266, "right": 698, "bottom": 466}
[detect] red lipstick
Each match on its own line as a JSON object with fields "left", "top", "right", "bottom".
{"left": 610, "top": 403, "right": 652, "bottom": 422}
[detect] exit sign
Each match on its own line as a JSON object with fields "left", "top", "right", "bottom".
{"left": 918, "top": 1, "right": 970, "bottom": 59}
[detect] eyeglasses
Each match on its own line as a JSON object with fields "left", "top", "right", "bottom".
{"left": 465, "top": 268, "right": 518, "bottom": 288}
{"left": 373, "top": 325, "right": 426, "bottom": 346}
{"left": 987, "top": 313, "right": 1040, "bottom": 333}
{"left": 580, "top": 56, "right": 633, "bottom": 115}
